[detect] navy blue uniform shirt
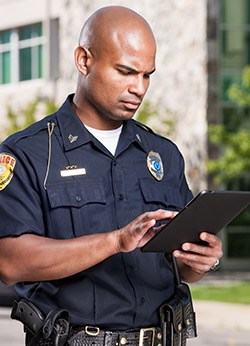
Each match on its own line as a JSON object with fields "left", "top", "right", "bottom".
{"left": 0, "top": 95, "right": 193, "bottom": 329}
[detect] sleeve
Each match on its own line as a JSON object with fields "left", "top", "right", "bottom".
{"left": 0, "top": 142, "right": 46, "bottom": 238}
{"left": 178, "top": 153, "right": 194, "bottom": 205}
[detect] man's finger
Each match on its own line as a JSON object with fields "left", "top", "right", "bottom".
{"left": 200, "top": 232, "right": 222, "bottom": 247}
{"left": 144, "top": 209, "right": 177, "bottom": 222}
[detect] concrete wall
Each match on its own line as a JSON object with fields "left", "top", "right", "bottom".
{"left": 0, "top": 0, "right": 209, "bottom": 194}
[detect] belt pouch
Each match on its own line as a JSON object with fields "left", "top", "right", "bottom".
{"left": 159, "top": 295, "right": 183, "bottom": 346}
{"left": 159, "top": 254, "right": 197, "bottom": 346}
{"left": 175, "top": 283, "right": 197, "bottom": 340}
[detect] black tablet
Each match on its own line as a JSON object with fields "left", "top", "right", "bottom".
{"left": 141, "top": 190, "right": 250, "bottom": 253}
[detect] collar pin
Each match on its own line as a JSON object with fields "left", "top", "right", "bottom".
{"left": 68, "top": 134, "right": 78, "bottom": 143}
{"left": 136, "top": 133, "right": 142, "bottom": 143}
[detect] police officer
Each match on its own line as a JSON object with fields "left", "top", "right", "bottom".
{"left": 0, "top": 6, "right": 222, "bottom": 346}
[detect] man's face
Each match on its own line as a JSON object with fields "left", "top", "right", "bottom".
{"left": 82, "top": 30, "right": 156, "bottom": 128}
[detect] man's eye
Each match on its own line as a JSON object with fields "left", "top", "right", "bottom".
{"left": 118, "top": 70, "right": 130, "bottom": 75}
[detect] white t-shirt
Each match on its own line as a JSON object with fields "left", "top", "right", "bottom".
{"left": 84, "top": 124, "right": 123, "bottom": 156}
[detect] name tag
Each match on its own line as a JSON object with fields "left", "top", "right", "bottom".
{"left": 60, "top": 168, "right": 86, "bottom": 177}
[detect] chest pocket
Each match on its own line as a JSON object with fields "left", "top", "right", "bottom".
{"left": 47, "top": 181, "right": 106, "bottom": 208}
{"left": 139, "top": 179, "right": 184, "bottom": 213}
{"left": 46, "top": 180, "right": 109, "bottom": 238}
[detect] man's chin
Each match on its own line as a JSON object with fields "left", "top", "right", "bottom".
{"left": 108, "top": 109, "right": 137, "bottom": 122}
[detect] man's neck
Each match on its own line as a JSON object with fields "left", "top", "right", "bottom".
{"left": 71, "top": 98, "right": 123, "bottom": 130}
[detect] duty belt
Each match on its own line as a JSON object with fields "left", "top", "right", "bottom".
{"left": 67, "top": 326, "right": 163, "bottom": 346}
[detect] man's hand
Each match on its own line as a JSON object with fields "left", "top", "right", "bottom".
{"left": 115, "top": 209, "right": 177, "bottom": 253}
{"left": 173, "top": 232, "right": 223, "bottom": 282}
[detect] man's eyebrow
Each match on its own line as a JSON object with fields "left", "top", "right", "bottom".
{"left": 115, "top": 64, "right": 156, "bottom": 75}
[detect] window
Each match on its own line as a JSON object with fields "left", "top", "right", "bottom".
{"left": 0, "top": 23, "right": 44, "bottom": 85}
{"left": 0, "top": 30, "right": 11, "bottom": 84}
{"left": 19, "top": 23, "right": 43, "bottom": 81}
{"left": 219, "top": 0, "right": 250, "bottom": 262}
{"left": 220, "top": 0, "right": 250, "bottom": 106}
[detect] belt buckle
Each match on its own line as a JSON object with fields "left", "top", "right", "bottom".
{"left": 139, "top": 328, "right": 155, "bottom": 346}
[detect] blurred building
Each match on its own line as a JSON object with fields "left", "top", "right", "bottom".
{"left": 0, "top": 0, "right": 249, "bottom": 270}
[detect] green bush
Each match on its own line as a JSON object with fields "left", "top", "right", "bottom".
{"left": 207, "top": 65, "right": 250, "bottom": 185}
{"left": 207, "top": 125, "right": 250, "bottom": 184}
{"left": 1, "top": 96, "right": 58, "bottom": 142}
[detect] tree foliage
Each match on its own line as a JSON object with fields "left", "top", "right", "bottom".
{"left": 207, "top": 65, "right": 250, "bottom": 185}
{"left": 136, "top": 100, "right": 176, "bottom": 138}
{"left": 1, "top": 96, "right": 58, "bottom": 142}
{"left": 207, "top": 125, "right": 250, "bottom": 184}
{"left": 227, "top": 65, "right": 250, "bottom": 107}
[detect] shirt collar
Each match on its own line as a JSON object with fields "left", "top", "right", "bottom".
{"left": 56, "top": 94, "right": 148, "bottom": 154}
{"left": 117, "top": 119, "right": 148, "bottom": 155}
{"left": 56, "top": 94, "right": 92, "bottom": 151}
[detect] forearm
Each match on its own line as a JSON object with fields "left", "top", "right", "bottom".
{"left": 0, "top": 209, "right": 175, "bottom": 286}
{"left": 0, "top": 232, "right": 118, "bottom": 285}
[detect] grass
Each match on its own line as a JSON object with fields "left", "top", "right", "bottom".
{"left": 190, "top": 282, "right": 250, "bottom": 305}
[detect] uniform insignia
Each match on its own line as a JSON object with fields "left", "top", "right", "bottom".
{"left": 0, "top": 153, "right": 16, "bottom": 191}
{"left": 60, "top": 165, "right": 86, "bottom": 177}
{"left": 136, "top": 133, "right": 142, "bottom": 143}
{"left": 68, "top": 134, "right": 78, "bottom": 143}
{"left": 147, "top": 151, "right": 164, "bottom": 181}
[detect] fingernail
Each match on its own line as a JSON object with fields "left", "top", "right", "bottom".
{"left": 200, "top": 233, "right": 206, "bottom": 240}
{"left": 182, "top": 243, "right": 189, "bottom": 251}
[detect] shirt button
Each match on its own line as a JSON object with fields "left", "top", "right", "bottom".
{"left": 76, "top": 195, "right": 82, "bottom": 202}
{"left": 119, "top": 194, "right": 124, "bottom": 201}
{"left": 128, "top": 265, "right": 136, "bottom": 272}
{"left": 140, "top": 297, "right": 145, "bottom": 305}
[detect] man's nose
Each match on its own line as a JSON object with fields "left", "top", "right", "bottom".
{"left": 128, "top": 75, "right": 149, "bottom": 97}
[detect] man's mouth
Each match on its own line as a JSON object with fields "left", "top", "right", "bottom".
{"left": 122, "top": 101, "right": 141, "bottom": 110}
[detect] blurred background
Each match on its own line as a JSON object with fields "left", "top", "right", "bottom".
{"left": 0, "top": 0, "right": 249, "bottom": 345}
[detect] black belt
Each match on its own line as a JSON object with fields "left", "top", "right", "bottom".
{"left": 67, "top": 326, "right": 163, "bottom": 346}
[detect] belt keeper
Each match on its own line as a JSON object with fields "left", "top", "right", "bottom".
{"left": 85, "top": 326, "right": 100, "bottom": 336}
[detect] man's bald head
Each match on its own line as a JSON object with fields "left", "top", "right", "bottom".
{"left": 73, "top": 6, "right": 156, "bottom": 129}
{"left": 78, "top": 6, "right": 156, "bottom": 57}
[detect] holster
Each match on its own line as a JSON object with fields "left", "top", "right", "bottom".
{"left": 159, "top": 255, "right": 197, "bottom": 346}
{"left": 11, "top": 299, "right": 70, "bottom": 346}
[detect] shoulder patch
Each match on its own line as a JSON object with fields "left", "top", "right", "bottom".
{"left": 0, "top": 153, "right": 16, "bottom": 191}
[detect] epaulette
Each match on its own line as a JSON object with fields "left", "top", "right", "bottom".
{"left": 133, "top": 119, "right": 172, "bottom": 142}
{"left": 3, "top": 113, "right": 57, "bottom": 146}
{"left": 133, "top": 119, "right": 156, "bottom": 134}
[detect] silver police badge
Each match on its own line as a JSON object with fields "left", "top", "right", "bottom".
{"left": 147, "top": 151, "right": 164, "bottom": 181}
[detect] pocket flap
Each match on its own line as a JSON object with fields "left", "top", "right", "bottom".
{"left": 46, "top": 181, "right": 106, "bottom": 208}
{"left": 139, "top": 179, "right": 183, "bottom": 209}
{"left": 176, "top": 283, "right": 197, "bottom": 332}
{"left": 162, "top": 296, "right": 183, "bottom": 334}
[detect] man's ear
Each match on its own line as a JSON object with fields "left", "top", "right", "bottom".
{"left": 74, "top": 46, "right": 92, "bottom": 76}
